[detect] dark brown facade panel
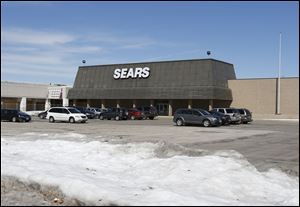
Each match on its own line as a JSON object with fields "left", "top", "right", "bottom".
{"left": 68, "top": 87, "right": 232, "bottom": 100}
{"left": 68, "top": 59, "right": 236, "bottom": 100}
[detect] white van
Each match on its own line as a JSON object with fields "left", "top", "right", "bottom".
{"left": 46, "top": 107, "right": 88, "bottom": 123}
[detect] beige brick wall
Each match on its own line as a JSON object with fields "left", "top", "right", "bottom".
{"left": 280, "top": 78, "right": 299, "bottom": 115}
{"left": 228, "top": 78, "right": 299, "bottom": 116}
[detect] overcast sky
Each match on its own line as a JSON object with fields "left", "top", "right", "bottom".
{"left": 1, "top": 1, "right": 299, "bottom": 85}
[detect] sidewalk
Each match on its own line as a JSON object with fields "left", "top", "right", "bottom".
{"left": 252, "top": 114, "right": 299, "bottom": 120}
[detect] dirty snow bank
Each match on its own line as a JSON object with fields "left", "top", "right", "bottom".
{"left": 1, "top": 133, "right": 299, "bottom": 206}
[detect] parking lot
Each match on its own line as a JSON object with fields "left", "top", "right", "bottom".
{"left": 1, "top": 117, "right": 299, "bottom": 175}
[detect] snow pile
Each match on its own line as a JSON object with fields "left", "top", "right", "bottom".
{"left": 1, "top": 133, "right": 299, "bottom": 206}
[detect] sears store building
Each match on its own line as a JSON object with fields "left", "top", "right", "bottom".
{"left": 68, "top": 59, "right": 236, "bottom": 116}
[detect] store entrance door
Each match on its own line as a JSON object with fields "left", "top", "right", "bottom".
{"left": 156, "top": 103, "right": 169, "bottom": 116}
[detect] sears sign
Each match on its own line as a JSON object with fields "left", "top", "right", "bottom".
{"left": 113, "top": 67, "right": 150, "bottom": 79}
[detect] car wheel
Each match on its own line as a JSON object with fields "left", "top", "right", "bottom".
{"left": 203, "top": 119, "right": 211, "bottom": 127}
{"left": 99, "top": 115, "right": 104, "bottom": 120}
{"left": 149, "top": 117, "right": 154, "bottom": 120}
{"left": 12, "top": 117, "right": 18, "bottom": 122}
{"left": 69, "top": 117, "right": 75, "bottom": 123}
{"left": 38, "top": 114, "right": 43, "bottom": 119}
{"left": 176, "top": 118, "right": 184, "bottom": 126}
{"left": 130, "top": 116, "right": 135, "bottom": 120}
{"left": 115, "top": 116, "right": 120, "bottom": 121}
{"left": 49, "top": 116, "right": 55, "bottom": 123}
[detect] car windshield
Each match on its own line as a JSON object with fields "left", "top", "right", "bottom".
{"left": 232, "top": 109, "right": 240, "bottom": 114}
{"left": 68, "top": 108, "right": 81, "bottom": 113}
{"left": 199, "top": 109, "right": 210, "bottom": 115}
{"left": 211, "top": 111, "right": 220, "bottom": 116}
{"left": 95, "top": 108, "right": 101, "bottom": 112}
{"left": 238, "top": 109, "right": 244, "bottom": 114}
{"left": 226, "top": 109, "right": 233, "bottom": 113}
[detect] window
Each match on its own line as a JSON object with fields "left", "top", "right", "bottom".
{"left": 192, "top": 110, "right": 201, "bottom": 116}
{"left": 233, "top": 109, "right": 240, "bottom": 114}
{"left": 226, "top": 109, "right": 233, "bottom": 113}
{"left": 62, "top": 109, "right": 69, "bottom": 114}
{"left": 199, "top": 109, "right": 210, "bottom": 115}
{"left": 49, "top": 108, "right": 59, "bottom": 113}
{"left": 245, "top": 109, "right": 251, "bottom": 115}
{"left": 183, "top": 109, "right": 192, "bottom": 115}
{"left": 176, "top": 109, "right": 183, "bottom": 114}
{"left": 238, "top": 109, "right": 244, "bottom": 114}
{"left": 68, "top": 108, "right": 80, "bottom": 113}
{"left": 218, "top": 109, "right": 225, "bottom": 113}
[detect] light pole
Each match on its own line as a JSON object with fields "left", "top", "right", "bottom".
{"left": 276, "top": 33, "right": 282, "bottom": 115}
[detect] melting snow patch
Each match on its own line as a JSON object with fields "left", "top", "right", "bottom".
{"left": 1, "top": 134, "right": 298, "bottom": 206}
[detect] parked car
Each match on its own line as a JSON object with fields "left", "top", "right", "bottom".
{"left": 1, "top": 109, "right": 31, "bottom": 122}
{"left": 86, "top": 107, "right": 103, "bottom": 119}
{"left": 136, "top": 106, "right": 158, "bottom": 120}
{"left": 211, "top": 108, "right": 242, "bottom": 124}
{"left": 99, "top": 107, "right": 128, "bottom": 120}
{"left": 38, "top": 110, "right": 47, "bottom": 119}
{"left": 46, "top": 107, "right": 87, "bottom": 123}
{"left": 128, "top": 108, "right": 144, "bottom": 120}
{"left": 209, "top": 110, "right": 231, "bottom": 125}
{"left": 73, "top": 106, "right": 96, "bottom": 119}
{"left": 173, "top": 108, "right": 222, "bottom": 127}
{"left": 236, "top": 108, "right": 253, "bottom": 124}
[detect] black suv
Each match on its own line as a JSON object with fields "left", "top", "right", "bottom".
{"left": 136, "top": 106, "right": 158, "bottom": 120}
{"left": 38, "top": 110, "right": 47, "bottom": 119}
{"left": 99, "top": 107, "right": 128, "bottom": 120}
{"left": 1, "top": 109, "right": 31, "bottom": 122}
{"left": 173, "top": 108, "right": 222, "bottom": 127}
{"left": 236, "top": 108, "right": 253, "bottom": 124}
{"left": 209, "top": 111, "right": 231, "bottom": 125}
{"left": 73, "top": 106, "right": 96, "bottom": 119}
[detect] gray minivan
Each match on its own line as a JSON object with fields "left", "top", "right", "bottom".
{"left": 173, "top": 108, "right": 222, "bottom": 127}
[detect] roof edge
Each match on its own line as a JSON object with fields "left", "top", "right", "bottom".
{"left": 78, "top": 58, "right": 233, "bottom": 69}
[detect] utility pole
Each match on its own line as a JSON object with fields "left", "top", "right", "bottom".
{"left": 276, "top": 33, "right": 282, "bottom": 115}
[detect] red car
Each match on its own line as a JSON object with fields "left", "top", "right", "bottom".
{"left": 128, "top": 108, "right": 144, "bottom": 120}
